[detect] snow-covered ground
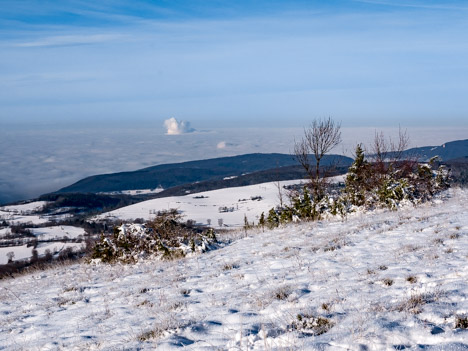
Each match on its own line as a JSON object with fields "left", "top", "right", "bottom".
{"left": 1, "top": 187, "right": 467, "bottom": 350}
{"left": 0, "top": 201, "right": 51, "bottom": 224}
{"left": 0, "top": 212, "right": 50, "bottom": 225}
{"left": 30, "top": 226, "right": 86, "bottom": 241}
{"left": 96, "top": 179, "right": 309, "bottom": 227}
{"left": 99, "top": 188, "right": 165, "bottom": 196}
{"left": 0, "top": 201, "right": 48, "bottom": 213}
{"left": 0, "top": 201, "right": 73, "bottom": 226}
{"left": 0, "top": 242, "right": 84, "bottom": 265}
{"left": 0, "top": 226, "right": 86, "bottom": 264}
{"left": 0, "top": 228, "right": 10, "bottom": 238}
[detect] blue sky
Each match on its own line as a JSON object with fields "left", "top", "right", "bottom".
{"left": 1, "top": 0, "right": 468, "bottom": 203}
{"left": 1, "top": 0, "right": 468, "bottom": 128}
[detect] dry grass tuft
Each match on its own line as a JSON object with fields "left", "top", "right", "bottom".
{"left": 138, "top": 328, "right": 162, "bottom": 342}
{"left": 291, "top": 313, "right": 334, "bottom": 335}
{"left": 271, "top": 285, "right": 293, "bottom": 301}
{"left": 395, "top": 291, "right": 441, "bottom": 314}
{"left": 383, "top": 278, "right": 394, "bottom": 286}
{"left": 455, "top": 315, "right": 468, "bottom": 329}
{"left": 222, "top": 262, "right": 240, "bottom": 271}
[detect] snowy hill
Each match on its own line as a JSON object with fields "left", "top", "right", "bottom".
{"left": 95, "top": 179, "right": 311, "bottom": 228}
{"left": 1, "top": 188, "right": 467, "bottom": 350}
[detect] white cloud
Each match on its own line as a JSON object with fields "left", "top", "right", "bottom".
{"left": 43, "top": 157, "right": 56, "bottom": 163}
{"left": 163, "top": 117, "right": 195, "bottom": 135}
{"left": 217, "top": 141, "right": 226, "bottom": 149}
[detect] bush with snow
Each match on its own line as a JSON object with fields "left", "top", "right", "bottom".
{"left": 344, "top": 151, "right": 450, "bottom": 210}
{"left": 264, "top": 149, "right": 450, "bottom": 227}
{"left": 90, "top": 209, "right": 218, "bottom": 263}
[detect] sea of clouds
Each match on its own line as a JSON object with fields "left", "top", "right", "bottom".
{"left": 1, "top": 120, "right": 466, "bottom": 204}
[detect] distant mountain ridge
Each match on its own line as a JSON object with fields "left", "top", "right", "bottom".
{"left": 54, "top": 139, "right": 468, "bottom": 196}
{"left": 402, "top": 139, "right": 468, "bottom": 161}
{"left": 56, "top": 153, "right": 351, "bottom": 194}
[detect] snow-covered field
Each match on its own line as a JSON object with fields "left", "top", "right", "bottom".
{"left": 0, "top": 201, "right": 48, "bottom": 213}
{"left": 0, "top": 201, "right": 73, "bottom": 226}
{"left": 0, "top": 201, "right": 50, "bottom": 225}
{"left": 1, "top": 188, "right": 467, "bottom": 350}
{"left": 30, "top": 226, "right": 86, "bottom": 241}
{"left": 96, "top": 179, "right": 309, "bottom": 227}
{"left": 99, "top": 188, "right": 165, "bottom": 196}
{"left": 0, "top": 228, "right": 10, "bottom": 238}
{"left": 0, "top": 212, "right": 50, "bottom": 225}
{"left": 0, "top": 226, "right": 86, "bottom": 264}
{"left": 0, "top": 242, "right": 84, "bottom": 265}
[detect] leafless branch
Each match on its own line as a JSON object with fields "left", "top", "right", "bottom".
{"left": 294, "top": 117, "right": 341, "bottom": 200}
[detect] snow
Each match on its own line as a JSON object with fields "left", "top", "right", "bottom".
{"left": 35, "top": 242, "right": 84, "bottom": 258}
{"left": 0, "top": 228, "right": 10, "bottom": 238}
{"left": 0, "top": 211, "right": 50, "bottom": 225}
{"left": 0, "top": 200, "right": 71, "bottom": 225}
{"left": 0, "top": 245, "right": 33, "bottom": 264}
{"left": 30, "top": 226, "right": 86, "bottom": 241}
{"left": 99, "top": 188, "right": 165, "bottom": 195}
{"left": 0, "top": 200, "right": 50, "bottom": 224}
{"left": 1, "top": 187, "right": 467, "bottom": 350}
{"left": 96, "top": 179, "right": 308, "bottom": 227}
{"left": 223, "top": 176, "right": 238, "bottom": 180}
{"left": 0, "top": 242, "right": 84, "bottom": 264}
{"left": 0, "top": 201, "right": 48, "bottom": 213}
{"left": 0, "top": 225, "right": 85, "bottom": 264}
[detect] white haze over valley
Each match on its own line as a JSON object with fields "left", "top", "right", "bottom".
{"left": 1, "top": 123, "right": 467, "bottom": 205}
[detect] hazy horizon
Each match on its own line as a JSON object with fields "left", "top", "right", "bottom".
{"left": 1, "top": 123, "right": 467, "bottom": 205}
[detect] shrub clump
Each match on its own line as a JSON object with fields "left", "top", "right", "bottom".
{"left": 264, "top": 147, "right": 450, "bottom": 228}
{"left": 90, "top": 210, "right": 218, "bottom": 263}
{"left": 290, "top": 313, "right": 334, "bottom": 335}
{"left": 455, "top": 315, "right": 468, "bottom": 329}
{"left": 343, "top": 151, "right": 450, "bottom": 210}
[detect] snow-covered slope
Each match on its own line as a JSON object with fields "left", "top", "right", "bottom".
{"left": 0, "top": 226, "right": 86, "bottom": 264}
{"left": 30, "top": 226, "right": 85, "bottom": 241}
{"left": 0, "top": 242, "right": 83, "bottom": 265}
{"left": 0, "top": 201, "right": 51, "bottom": 225}
{"left": 1, "top": 188, "right": 468, "bottom": 350}
{"left": 0, "top": 201, "right": 48, "bottom": 213}
{"left": 96, "top": 179, "right": 309, "bottom": 227}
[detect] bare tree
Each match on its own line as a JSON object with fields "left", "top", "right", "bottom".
{"left": 275, "top": 179, "right": 284, "bottom": 208}
{"left": 273, "top": 162, "right": 284, "bottom": 208}
{"left": 369, "top": 127, "right": 415, "bottom": 183}
{"left": 371, "top": 127, "right": 410, "bottom": 166}
{"left": 294, "top": 117, "right": 341, "bottom": 200}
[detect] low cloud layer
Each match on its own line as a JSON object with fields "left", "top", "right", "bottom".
{"left": 164, "top": 118, "right": 195, "bottom": 135}
{"left": 217, "top": 141, "right": 239, "bottom": 150}
{"left": 1, "top": 124, "right": 466, "bottom": 205}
